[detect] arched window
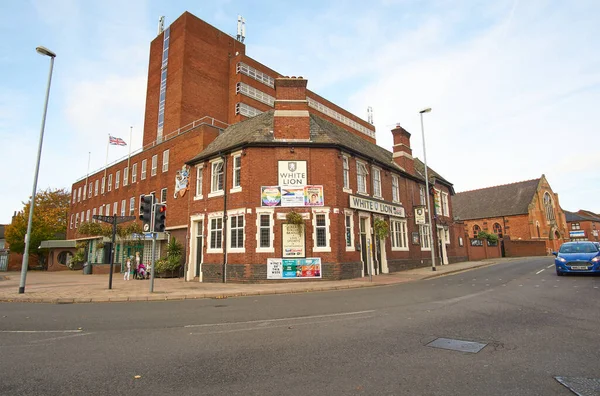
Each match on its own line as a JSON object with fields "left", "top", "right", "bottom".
{"left": 493, "top": 223, "right": 503, "bottom": 238}
{"left": 543, "top": 192, "right": 555, "bottom": 221}
{"left": 536, "top": 221, "right": 541, "bottom": 238}
{"left": 473, "top": 225, "right": 481, "bottom": 238}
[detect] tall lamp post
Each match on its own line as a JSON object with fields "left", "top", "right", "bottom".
{"left": 19, "top": 46, "right": 56, "bottom": 294}
{"left": 419, "top": 107, "right": 437, "bottom": 272}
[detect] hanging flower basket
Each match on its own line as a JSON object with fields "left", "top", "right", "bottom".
{"left": 286, "top": 211, "right": 304, "bottom": 235}
{"left": 373, "top": 218, "right": 389, "bottom": 240}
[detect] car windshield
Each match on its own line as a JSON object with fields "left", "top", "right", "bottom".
{"left": 559, "top": 243, "right": 599, "bottom": 254}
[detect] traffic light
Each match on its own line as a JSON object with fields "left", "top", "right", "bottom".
{"left": 154, "top": 204, "right": 167, "bottom": 233}
{"left": 139, "top": 195, "right": 154, "bottom": 232}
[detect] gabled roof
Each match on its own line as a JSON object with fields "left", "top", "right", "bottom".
{"left": 187, "top": 110, "right": 424, "bottom": 182}
{"left": 452, "top": 178, "right": 541, "bottom": 220}
{"left": 414, "top": 158, "right": 455, "bottom": 194}
{"left": 565, "top": 210, "right": 600, "bottom": 222}
{"left": 577, "top": 210, "right": 600, "bottom": 221}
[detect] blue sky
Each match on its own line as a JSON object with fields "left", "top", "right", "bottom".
{"left": 1, "top": 0, "right": 599, "bottom": 224}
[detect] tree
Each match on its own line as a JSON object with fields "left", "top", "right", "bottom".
{"left": 4, "top": 188, "right": 71, "bottom": 262}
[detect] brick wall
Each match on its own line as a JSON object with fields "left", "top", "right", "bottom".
{"left": 503, "top": 238, "right": 548, "bottom": 257}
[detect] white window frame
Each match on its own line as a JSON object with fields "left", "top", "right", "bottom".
{"left": 77, "top": 187, "right": 81, "bottom": 202}
{"left": 342, "top": 155, "right": 352, "bottom": 193}
{"left": 92, "top": 208, "right": 96, "bottom": 222}
{"left": 70, "top": 214, "right": 74, "bottom": 229}
{"left": 99, "top": 206, "right": 103, "bottom": 216}
{"left": 372, "top": 167, "right": 382, "bottom": 198}
{"left": 101, "top": 177, "right": 106, "bottom": 194}
{"left": 344, "top": 209, "right": 354, "bottom": 251}
{"left": 95, "top": 180, "right": 99, "bottom": 196}
{"left": 444, "top": 226, "right": 450, "bottom": 244}
{"left": 86, "top": 210, "right": 90, "bottom": 223}
{"left": 228, "top": 209, "right": 246, "bottom": 253}
{"left": 105, "top": 203, "right": 110, "bottom": 215}
{"left": 141, "top": 159, "right": 147, "bottom": 180}
{"left": 115, "top": 171, "right": 120, "bottom": 190}
{"left": 75, "top": 213, "right": 79, "bottom": 228}
{"left": 392, "top": 175, "right": 400, "bottom": 203}
{"left": 108, "top": 174, "right": 112, "bottom": 192}
{"left": 113, "top": 202, "right": 118, "bottom": 215}
{"left": 88, "top": 183, "right": 92, "bottom": 199}
{"left": 209, "top": 158, "right": 224, "bottom": 197}
{"left": 151, "top": 155, "right": 158, "bottom": 176}
{"left": 123, "top": 167, "right": 129, "bottom": 186}
{"left": 255, "top": 208, "right": 274, "bottom": 253}
{"left": 419, "top": 185, "right": 426, "bottom": 206}
{"left": 162, "top": 150, "right": 169, "bottom": 172}
{"left": 132, "top": 163, "right": 138, "bottom": 183}
{"left": 391, "top": 219, "right": 409, "bottom": 251}
{"left": 442, "top": 192, "right": 449, "bottom": 217}
{"left": 207, "top": 213, "right": 224, "bottom": 254}
{"left": 420, "top": 224, "right": 431, "bottom": 251}
{"left": 434, "top": 188, "right": 442, "bottom": 216}
{"left": 312, "top": 208, "right": 331, "bottom": 253}
{"left": 129, "top": 197, "right": 135, "bottom": 216}
{"left": 194, "top": 165, "right": 204, "bottom": 200}
{"left": 83, "top": 185, "right": 87, "bottom": 201}
{"left": 120, "top": 199, "right": 126, "bottom": 216}
{"left": 356, "top": 161, "right": 368, "bottom": 195}
{"left": 72, "top": 190, "right": 76, "bottom": 203}
{"left": 231, "top": 152, "right": 242, "bottom": 193}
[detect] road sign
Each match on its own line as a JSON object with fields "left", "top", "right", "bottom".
{"left": 92, "top": 215, "right": 136, "bottom": 224}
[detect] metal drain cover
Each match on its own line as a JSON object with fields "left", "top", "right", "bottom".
{"left": 555, "top": 376, "right": 600, "bottom": 396}
{"left": 426, "top": 337, "right": 487, "bottom": 353}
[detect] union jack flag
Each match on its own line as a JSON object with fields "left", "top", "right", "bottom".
{"left": 109, "top": 135, "right": 127, "bottom": 146}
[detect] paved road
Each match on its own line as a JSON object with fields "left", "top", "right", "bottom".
{"left": 1, "top": 257, "right": 598, "bottom": 395}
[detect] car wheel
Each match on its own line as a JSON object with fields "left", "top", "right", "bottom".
{"left": 556, "top": 269, "right": 564, "bottom": 276}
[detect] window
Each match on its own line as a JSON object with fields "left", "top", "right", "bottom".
{"left": 312, "top": 209, "right": 331, "bottom": 252}
{"left": 434, "top": 189, "right": 441, "bottom": 215}
{"left": 211, "top": 160, "right": 224, "bottom": 193}
{"left": 86, "top": 210, "right": 90, "bottom": 222}
{"left": 342, "top": 156, "right": 350, "bottom": 190}
{"left": 419, "top": 185, "right": 426, "bottom": 206}
{"left": 132, "top": 163, "right": 138, "bottom": 183}
{"left": 99, "top": 206, "right": 103, "bottom": 216}
{"left": 70, "top": 214, "right": 74, "bottom": 229}
{"left": 195, "top": 166, "right": 203, "bottom": 198}
{"left": 256, "top": 209, "right": 274, "bottom": 252}
{"left": 113, "top": 202, "right": 118, "bottom": 215}
{"left": 391, "top": 220, "right": 409, "bottom": 250}
{"left": 105, "top": 203, "right": 110, "bottom": 215}
{"left": 75, "top": 213, "right": 79, "bottom": 228}
{"left": 307, "top": 97, "right": 376, "bottom": 139}
{"left": 441, "top": 192, "right": 449, "bottom": 216}
{"left": 151, "top": 155, "right": 158, "bottom": 176}
{"left": 235, "top": 102, "right": 262, "bottom": 117}
{"left": 392, "top": 175, "right": 400, "bottom": 202}
{"left": 357, "top": 162, "right": 368, "bottom": 194}
{"left": 536, "top": 221, "right": 541, "bottom": 238}
{"left": 77, "top": 187, "right": 81, "bottom": 202}
{"left": 95, "top": 180, "right": 99, "bottom": 196}
{"left": 230, "top": 214, "right": 244, "bottom": 250}
{"left": 344, "top": 211, "right": 354, "bottom": 250}
{"left": 161, "top": 188, "right": 167, "bottom": 203}
{"left": 92, "top": 208, "right": 96, "bottom": 222}
{"left": 115, "top": 171, "right": 120, "bottom": 189}
{"left": 493, "top": 223, "right": 503, "bottom": 238}
{"left": 123, "top": 167, "right": 128, "bottom": 186}
{"left": 232, "top": 154, "right": 241, "bottom": 189}
{"left": 88, "top": 183, "right": 93, "bottom": 199}
{"left": 372, "top": 167, "right": 382, "bottom": 198}
{"left": 420, "top": 224, "right": 431, "bottom": 250}
{"left": 473, "top": 224, "right": 481, "bottom": 238}
{"left": 101, "top": 177, "right": 105, "bottom": 194}
{"left": 235, "top": 82, "right": 275, "bottom": 106}
{"left": 543, "top": 192, "right": 555, "bottom": 221}
{"left": 236, "top": 62, "right": 275, "bottom": 87}
{"left": 141, "top": 159, "right": 147, "bottom": 180}
{"left": 121, "top": 200, "right": 126, "bottom": 216}
{"left": 572, "top": 223, "right": 581, "bottom": 230}
{"left": 208, "top": 217, "right": 223, "bottom": 251}
{"left": 83, "top": 185, "right": 86, "bottom": 201}
{"left": 443, "top": 226, "right": 450, "bottom": 244}
{"left": 108, "top": 174, "right": 112, "bottom": 192}
{"left": 162, "top": 150, "right": 169, "bottom": 172}
{"left": 72, "top": 190, "right": 76, "bottom": 203}
{"left": 129, "top": 197, "right": 135, "bottom": 215}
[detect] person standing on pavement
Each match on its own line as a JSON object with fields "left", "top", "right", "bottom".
{"left": 124, "top": 257, "right": 131, "bottom": 281}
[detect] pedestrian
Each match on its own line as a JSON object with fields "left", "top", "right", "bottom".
{"left": 124, "top": 257, "right": 131, "bottom": 281}
{"left": 135, "top": 252, "right": 141, "bottom": 279}
{"left": 132, "top": 256, "right": 138, "bottom": 279}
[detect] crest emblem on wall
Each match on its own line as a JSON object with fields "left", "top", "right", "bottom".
{"left": 288, "top": 162, "right": 297, "bottom": 172}
{"left": 174, "top": 165, "right": 190, "bottom": 199}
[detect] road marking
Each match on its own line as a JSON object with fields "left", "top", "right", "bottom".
{"left": 0, "top": 330, "right": 83, "bottom": 333}
{"left": 184, "top": 310, "right": 376, "bottom": 328}
{"left": 29, "top": 332, "right": 91, "bottom": 344}
{"left": 547, "top": 264, "right": 554, "bottom": 269}
{"left": 536, "top": 269, "right": 545, "bottom": 274}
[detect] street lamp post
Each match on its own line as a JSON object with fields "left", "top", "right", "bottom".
{"left": 19, "top": 46, "right": 56, "bottom": 294}
{"left": 419, "top": 107, "right": 437, "bottom": 272}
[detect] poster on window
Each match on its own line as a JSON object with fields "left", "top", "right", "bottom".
{"left": 282, "top": 224, "right": 305, "bottom": 258}
{"left": 267, "top": 258, "right": 322, "bottom": 279}
{"left": 261, "top": 186, "right": 281, "bottom": 207}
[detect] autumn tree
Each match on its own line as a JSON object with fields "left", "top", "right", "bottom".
{"left": 5, "top": 188, "right": 71, "bottom": 261}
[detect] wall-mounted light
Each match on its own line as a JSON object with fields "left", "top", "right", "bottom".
{"left": 290, "top": 147, "right": 295, "bottom": 153}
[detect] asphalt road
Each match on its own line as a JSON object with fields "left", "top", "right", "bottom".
{"left": 1, "top": 257, "right": 599, "bottom": 396}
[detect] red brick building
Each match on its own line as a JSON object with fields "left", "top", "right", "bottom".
{"left": 452, "top": 176, "right": 568, "bottom": 254}
{"left": 65, "top": 12, "right": 467, "bottom": 281}
{"left": 565, "top": 210, "right": 600, "bottom": 242}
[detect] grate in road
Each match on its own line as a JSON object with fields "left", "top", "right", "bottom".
{"left": 426, "top": 337, "right": 487, "bottom": 354}
{"left": 555, "top": 376, "right": 600, "bottom": 396}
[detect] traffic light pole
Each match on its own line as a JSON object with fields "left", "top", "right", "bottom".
{"left": 150, "top": 229, "right": 156, "bottom": 293}
{"left": 108, "top": 216, "right": 117, "bottom": 290}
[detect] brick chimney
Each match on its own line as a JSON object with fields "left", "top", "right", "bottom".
{"left": 391, "top": 124, "right": 415, "bottom": 174}
{"left": 273, "top": 77, "right": 310, "bottom": 141}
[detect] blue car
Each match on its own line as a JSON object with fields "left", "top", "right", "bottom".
{"left": 553, "top": 241, "right": 600, "bottom": 276}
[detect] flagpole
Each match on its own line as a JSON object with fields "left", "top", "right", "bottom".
{"left": 128, "top": 126, "right": 132, "bottom": 170}
{"left": 104, "top": 134, "right": 109, "bottom": 194}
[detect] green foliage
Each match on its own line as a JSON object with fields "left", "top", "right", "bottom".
{"left": 373, "top": 218, "right": 390, "bottom": 240}
{"left": 4, "top": 188, "right": 70, "bottom": 259}
{"left": 155, "top": 237, "right": 183, "bottom": 273}
{"left": 285, "top": 211, "right": 304, "bottom": 235}
{"left": 477, "top": 231, "right": 499, "bottom": 244}
{"left": 68, "top": 248, "right": 86, "bottom": 270}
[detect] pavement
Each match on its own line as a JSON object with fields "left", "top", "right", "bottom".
{"left": 0, "top": 257, "right": 530, "bottom": 303}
